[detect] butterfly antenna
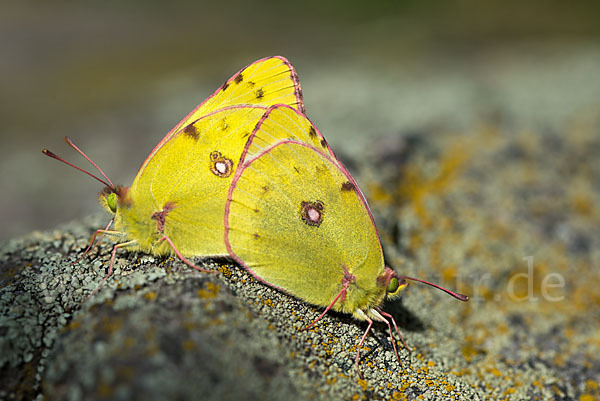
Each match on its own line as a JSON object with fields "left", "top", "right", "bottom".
{"left": 398, "top": 275, "right": 469, "bottom": 301}
{"left": 63, "top": 137, "right": 115, "bottom": 188}
{"left": 42, "top": 140, "right": 114, "bottom": 189}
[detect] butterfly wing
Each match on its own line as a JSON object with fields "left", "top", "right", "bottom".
{"left": 225, "top": 140, "right": 386, "bottom": 313}
{"left": 119, "top": 57, "right": 305, "bottom": 256}
{"left": 119, "top": 106, "right": 267, "bottom": 256}
{"left": 240, "top": 103, "right": 337, "bottom": 164}
{"left": 189, "top": 56, "right": 304, "bottom": 122}
{"left": 143, "top": 56, "right": 304, "bottom": 171}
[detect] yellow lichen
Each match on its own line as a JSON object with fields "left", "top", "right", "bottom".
{"left": 143, "top": 291, "right": 157, "bottom": 300}
{"left": 182, "top": 339, "right": 196, "bottom": 351}
{"left": 197, "top": 282, "right": 220, "bottom": 299}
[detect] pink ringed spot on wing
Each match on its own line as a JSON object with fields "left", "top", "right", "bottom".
{"left": 209, "top": 151, "right": 233, "bottom": 178}
{"left": 300, "top": 200, "right": 324, "bottom": 227}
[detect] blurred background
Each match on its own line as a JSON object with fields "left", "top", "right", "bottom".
{"left": 1, "top": 0, "right": 599, "bottom": 242}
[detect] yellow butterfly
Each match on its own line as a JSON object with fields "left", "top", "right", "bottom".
{"left": 44, "top": 56, "right": 467, "bottom": 378}
{"left": 224, "top": 106, "right": 469, "bottom": 378}
{"left": 43, "top": 56, "right": 306, "bottom": 293}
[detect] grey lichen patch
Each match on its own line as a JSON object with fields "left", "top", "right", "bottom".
{"left": 6, "top": 114, "right": 600, "bottom": 400}
{"left": 0, "top": 223, "right": 86, "bottom": 399}
{"left": 1, "top": 211, "right": 482, "bottom": 400}
{"left": 9, "top": 113, "right": 600, "bottom": 401}
{"left": 360, "top": 111, "right": 600, "bottom": 399}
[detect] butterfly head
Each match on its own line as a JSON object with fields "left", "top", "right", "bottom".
{"left": 99, "top": 186, "right": 129, "bottom": 216}
{"left": 381, "top": 266, "right": 470, "bottom": 302}
{"left": 378, "top": 266, "right": 409, "bottom": 301}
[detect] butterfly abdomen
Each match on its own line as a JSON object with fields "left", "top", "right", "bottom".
{"left": 342, "top": 284, "right": 387, "bottom": 317}
{"left": 115, "top": 201, "right": 175, "bottom": 256}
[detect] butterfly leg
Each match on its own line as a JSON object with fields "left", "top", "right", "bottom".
{"left": 371, "top": 309, "right": 409, "bottom": 370}
{"left": 158, "top": 236, "right": 217, "bottom": 274}
{"left": 304, "top": 268, "right": 354, "bottom": 330}
{"left": 378, "top": 309, "right": 409, "bottom": 352}
{"left": 303, "top": 285, "right": 347, "bottom": 331}
{"left": 354, "top": 310, "right": 374, "bottom": 379}
{"left": 84, "top": 239, "right": 136, "bottom": 302}
{"left": 71, "top": 219, "right": 115, "bottom": 265}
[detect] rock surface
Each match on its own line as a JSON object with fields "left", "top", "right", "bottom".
{"left": 2, "top": 10, "right": 600, "bottom": 396}
{"left": 2, "top": 91, "right": 599, "bottom": 399}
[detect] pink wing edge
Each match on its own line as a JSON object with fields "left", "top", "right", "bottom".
{"left": 136, "top": 56, "right": 305, "bottom": 177}
{"left": 224, "top": 111, "right": 385, "bottom": 290}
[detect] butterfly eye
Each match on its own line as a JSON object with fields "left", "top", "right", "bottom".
{"left": 387, "top": 277, "right": 399, "bottom": 293}
{"left": 386, "top": 277, "right": 407, "bottom": 298}
{"left": 106, "top": 192, "right": 118, "bottom": 213}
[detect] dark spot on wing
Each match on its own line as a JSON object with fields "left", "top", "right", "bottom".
{"left": 315, "top": 163, "right": 328, "bottom": 175}
{"left": 247, "top": 81, "right": 256, "bottom": 88}
{"left": 222, "top": 81, "right": 230, "bottom": 91}
{"left": 234, "top": 73, "right": 243, "bottom": 84}
{"left": 320, "top": 138, "right": 328, "bottom": 148}
{"left": 255, "top": 88, "right": 264, "bottom": 99}
{"left": 293, "top": 166, "right": 300, "bottom": 173}
{"left": 341, "top": 181, "right": 355, "bottom": 192}
{"left": 253, "top": 233, "right": 260, "bottom": 239}
{"left": 308, "top": 126, "right": 317, "bottom": 138}
{"left": 183, "top": 124, "right": 199, "bottom": 140}
{"left": 288, "top": 66, "right": 305, "bottom": 113}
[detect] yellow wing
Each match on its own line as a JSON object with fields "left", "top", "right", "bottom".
{"left": 225, "top": 140, "right": 387, "bottom": 314}
{"left": 116, "top": 106, "right": 267, "bottom": 256}
{"left": 239, "top": 104, "right": 338, "bottom": 164}
{"left": 143, "top": 56, "right": 304, "bottom": 173}
{"left": 115, "top": 57, "right": 305, "bottom": 257}
{"left": 188, "top": 56, "right": 304, "bottom": 123}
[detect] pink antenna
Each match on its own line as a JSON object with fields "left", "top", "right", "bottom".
{"left": 398, "top": 275, "right": 469, "bottom": 301}
{"left": 42, "top": 137, "right": 114, "bottom": 189}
